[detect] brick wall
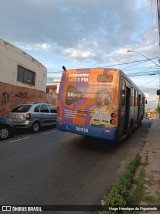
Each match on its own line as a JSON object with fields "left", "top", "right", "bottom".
{"left": 0, "top": 82, "right": 46, "bottom": 118}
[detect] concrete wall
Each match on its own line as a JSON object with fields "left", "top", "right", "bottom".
{"left": 0, "top": 38, "right": 48, "bottom": 117}
{"left": 0, "top": 38, "right": 47, "bottom": 91}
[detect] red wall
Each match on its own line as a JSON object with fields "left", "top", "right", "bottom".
{"left": 0, "top": 82, "right": 46, "bottom": 118}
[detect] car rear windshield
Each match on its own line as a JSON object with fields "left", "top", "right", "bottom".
{"left": 11, "top": 105, "right": 31, "bottom": 113}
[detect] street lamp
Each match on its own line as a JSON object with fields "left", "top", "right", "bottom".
{"left": 127, "top": 49, "right": 160, "bottom": 119}
{"left": 127, "top": 49, "right": 160, "bottom": 67}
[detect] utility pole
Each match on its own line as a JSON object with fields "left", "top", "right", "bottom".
{"left": 158, "top": 72, "right": 160, "bottom": 119}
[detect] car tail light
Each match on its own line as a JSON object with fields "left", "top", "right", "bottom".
{"left": 111, "top": 113, "right": 117, "bottom": 118}
{"left": 110, "top": 119, "right": 116, "bottom": 124}
{"left": 26, "top": 113, "right": 31, "bottom": 120}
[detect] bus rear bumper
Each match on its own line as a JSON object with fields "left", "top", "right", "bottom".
{"left": 56, "top": 121, "right": 118, "bottom": 141}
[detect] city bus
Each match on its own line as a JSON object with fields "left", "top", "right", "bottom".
{"left": 56, "top": 68, "right": 145, "bottom": 142}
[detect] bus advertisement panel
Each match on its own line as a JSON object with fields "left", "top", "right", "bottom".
{"left": 57, "top": 68, "right": 120, "bottom": 141}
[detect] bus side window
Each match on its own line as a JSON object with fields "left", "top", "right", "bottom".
{"left": 121, "top": 80, "right": 126, "bottom": 106}
{"left": 141, "top": 95, "right": 143, "bottom": 105}
{"left": 145, "top": 97, "right": 147, "bottom": 104}
{"left": 130, "top": 87, "right": 134, "bottom": 106}
{"left": 142, "top": 96, "right": 147, "bottom": 105}
{"left": 134, "top": 90, "right": 138, "bottom": 106}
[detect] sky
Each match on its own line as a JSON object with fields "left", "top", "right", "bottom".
{"left": 0, "top": 0, "right": 160, "bottom": 109}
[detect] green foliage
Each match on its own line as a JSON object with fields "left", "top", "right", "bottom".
{"left": 99, "top": 154, "right": 141, "bottom": 214}
{"left": 129, "top": 167, "right": 145, "bottom": 205}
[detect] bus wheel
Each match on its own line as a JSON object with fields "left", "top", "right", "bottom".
{"left": 128, "top": 121, "right": 133, "bottom": 137}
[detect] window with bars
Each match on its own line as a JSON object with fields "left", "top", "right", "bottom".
{"left": 17, "top": 65, "right": 36, "bottom": 86}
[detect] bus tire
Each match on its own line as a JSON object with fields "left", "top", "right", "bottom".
{"left": 128, "top": 121, "right": 133, "bottom": 137}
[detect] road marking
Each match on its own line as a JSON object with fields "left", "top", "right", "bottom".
{"left": 9, "top": 137, "right": 30, "bottom": 142}
{"left": 43, "top": 130, "right": 56, "bottom": 135}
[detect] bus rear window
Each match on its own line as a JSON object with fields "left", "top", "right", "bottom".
{"left": 97, "top": 74, "right": 113, "bottom": 82}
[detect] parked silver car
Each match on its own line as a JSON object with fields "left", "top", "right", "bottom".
{"left": 9, "top": 102, "right": 57, "bottom": 132}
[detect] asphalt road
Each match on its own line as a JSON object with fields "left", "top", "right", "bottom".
{"left": 0, "top": 120, "right": 152, "bottom": 213}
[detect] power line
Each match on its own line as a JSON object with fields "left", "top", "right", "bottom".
{"left": 124, "top": 66, "right": 160, "bottom": 71}
{"left": 103, "top": 57, "right": 158, "bottom": 68}
{"left": 136, "top": 76, "right": 158, "bottom": 86}
{"left": 127, "top": 70, "right": 160, "bottom": 77}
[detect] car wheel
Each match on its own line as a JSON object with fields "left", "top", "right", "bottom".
{"left": 32, "top": 122, "right": 40, "bottom": 132}
{"left": 0, "top": 126, "right": 10, "bottom": 140}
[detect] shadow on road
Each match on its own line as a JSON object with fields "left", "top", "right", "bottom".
{"left": 64, "top": 120, "right": 152, "bottom": 154}
{"left": 66, "top": 135, "right": 124, "bottom": 155}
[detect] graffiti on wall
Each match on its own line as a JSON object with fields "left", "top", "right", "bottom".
{"left": 1, "top": 91, "right": 28, "bottom": 105}
{"left": 0, "top": 83, "right": 46, "bottom": 118}
{"left": 15, "top": 92, "right": 28, "bottom": 99}
{"left": 1, "top": 91, "right": 12, "bottom": 104}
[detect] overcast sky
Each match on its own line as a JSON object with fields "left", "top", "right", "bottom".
{"left": 0, "top": 0, "right": 160, "bottom": 108}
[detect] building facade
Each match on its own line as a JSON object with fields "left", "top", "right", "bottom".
{"left": 0, "top": 38, "right": 47, "bottom": 117}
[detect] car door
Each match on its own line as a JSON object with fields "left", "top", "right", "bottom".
{"left": 40, "top": 104, "right": 52, "bottom": 126}
{"left": 48, "top": 104, "right": 57, "bottom": 124}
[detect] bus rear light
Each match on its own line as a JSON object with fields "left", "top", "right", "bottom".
{"left": 110, "top": 119, "right": 116, "bottom": 124}
{"left": 111, "top": 113, "right": 117, "bottom": 118}
{"left": 57, "top": 122, "right": 63, "bottom": 126}
{"left": 57, "top": 107, "right": 60, "bottom": 111}
{"left": 26, "top": 113, "right": 31, "bottom": 120}
{"left": 105, "top": 130, "right": 115, "bottom": 135}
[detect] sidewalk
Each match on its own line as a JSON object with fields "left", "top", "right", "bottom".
{"left": 139, "top": 120, "right": 160, "bottom": 209}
